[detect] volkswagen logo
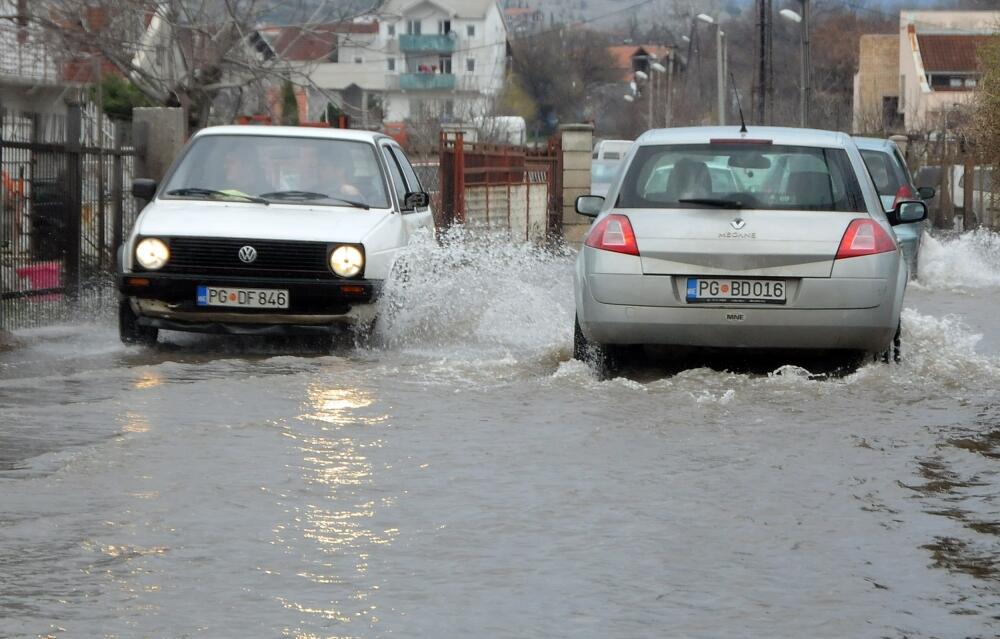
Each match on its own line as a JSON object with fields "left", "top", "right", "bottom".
{"left": 238, "top": 245, "right": 257, "bottom": 263}
{"left": 730, "top": 217, "right": 746, "bottom": 230}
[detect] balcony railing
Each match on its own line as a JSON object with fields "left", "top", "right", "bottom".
{"left": 397, "top": 73, "right": 456, "bottom": 91}
{"left": 399, "top": 34, "right": 456, "bottom": 53}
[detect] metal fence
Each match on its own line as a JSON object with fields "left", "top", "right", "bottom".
{"left": 1, "top": 106, "right": 141, "bottom": 330}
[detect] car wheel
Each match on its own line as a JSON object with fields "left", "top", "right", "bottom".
{"left": 879, "top": 322, "right": 902, "bottom": 364}
{"left": 118, "top": 299, "right": 158, "bottom": 347}
{"left": 573, "top": 315, "right": 617, "bottom": 378}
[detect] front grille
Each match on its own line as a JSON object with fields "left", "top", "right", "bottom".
{"left": 157, "top": 236, "right": 334, "bottom": 279}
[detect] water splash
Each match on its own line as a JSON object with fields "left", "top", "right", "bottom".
{"left": 916, "top": 229, "right": 1000, "bottom": 291}
{"left": 375, "top": 227, "right": 575, "bottom": 361}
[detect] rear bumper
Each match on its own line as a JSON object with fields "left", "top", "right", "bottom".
{"left": 578, "top": 285, "right": 897, "bottom": 351}
{"left": 119, "top": 272, "right": 380, "bottom": 334}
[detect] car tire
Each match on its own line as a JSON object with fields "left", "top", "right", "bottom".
{"left": 118, "top": 299, "right": 158, "bottom": 347}
{"left": 573, "top": 315, "right": 618, "bottom": 378}
{"left": 879, "top": 321, "right": 902, "bottom": 364}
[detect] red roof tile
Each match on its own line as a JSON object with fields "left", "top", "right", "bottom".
{"left": 262, "top": 22, "right": 378, "bottom": 61}
{"left": 917, "top": 34, "right": 993, "bottom": 72}
{"left": 607, "top": 44, "right": 674, "bottom": 81}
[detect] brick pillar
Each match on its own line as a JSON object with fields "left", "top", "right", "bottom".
{"left": 559, "top": 123, "right": 594, "bottom": 246}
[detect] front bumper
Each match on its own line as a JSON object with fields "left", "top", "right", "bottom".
{"left": 119, "top": 272, "right": 381, "bottom": 335}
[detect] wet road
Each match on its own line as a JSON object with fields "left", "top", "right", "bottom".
{"left": 2, "top": 230, "right": 1000, "bottom": 638}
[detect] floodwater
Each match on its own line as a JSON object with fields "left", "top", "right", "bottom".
{"left": 2, "top": 229, "right": 1000, "bottom": 638}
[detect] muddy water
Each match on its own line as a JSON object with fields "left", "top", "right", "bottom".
{"left": 1, "top": 229, "right": 1000, "bottom": 638}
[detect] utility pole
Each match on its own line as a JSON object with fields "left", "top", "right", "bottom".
{"left": 801, "top": 0, "right": 810, "bottom": 128}
{"left": 754, "top": 0, "right": 768, "bottom": 123}
{"left": 665, "top": 49, "right": 674, "bottom": 127}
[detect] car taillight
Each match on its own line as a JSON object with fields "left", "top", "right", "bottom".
{"left": 584, "top": 214, "right": 639, "bottom": 256}
{"left": 835, "top": 219, "right": 896, "bottom": 260}
{"left": 891, "top": 184, "right": 916, "bottom": 209}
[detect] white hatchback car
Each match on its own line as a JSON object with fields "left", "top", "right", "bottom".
{"left": 118, "top": 126, "right": 434, "bottom": 345}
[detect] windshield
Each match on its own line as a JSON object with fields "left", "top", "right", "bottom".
{"left": 161, "top": 135, "right": 391, "bottom": 208}
{"left": 860, "top": 149, "right": 907, "bottom": 197}
{"left": 618, "top": 144, "right": 866, "bottom": 211}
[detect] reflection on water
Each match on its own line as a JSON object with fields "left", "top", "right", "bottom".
{"left": 274, "top": 383, "right": 393, "bottom": 631}
{"left": 905, "top": 406, "right": 1000, "bottom": 595}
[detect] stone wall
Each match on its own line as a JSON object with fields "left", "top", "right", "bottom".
{"left": 559, "top": 124, "right": 594, "bottom": 246}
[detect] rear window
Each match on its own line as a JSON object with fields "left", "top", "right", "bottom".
{"left": 618, "top": 144, "right": 866, "bottom": 212}
{"left": 860, "top": 149, "right": 907, "bottom": 196}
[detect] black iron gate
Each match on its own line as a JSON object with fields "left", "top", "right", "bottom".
{"left": 1, "top": 105, "right": 141, "bottom": 330}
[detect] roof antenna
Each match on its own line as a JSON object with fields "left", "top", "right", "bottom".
{"left": 730, "top": 72, "right": 747, "bottom": 134}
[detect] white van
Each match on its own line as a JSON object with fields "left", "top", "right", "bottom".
{"left": 592, "top": 139, "right": 633, "bottom": 161}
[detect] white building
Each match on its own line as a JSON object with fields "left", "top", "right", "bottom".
{"left": 372, "top": 0, "right": 508, "bottom": 122}
{"left": 0, "top": 0, "right": 67, "bottom": 116}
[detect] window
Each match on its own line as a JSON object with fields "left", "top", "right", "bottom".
{"left": 466, "top": 58, "right": 475, "bottom": 72}
{"left": 389, "top": 146, "right": 427, "bottom": 210}
{"left": 407, "top": 20, "right": 421, "bottom": 35}
{"left": 387, "top": 24, "right": 395, "bottom": 36}
{"left": 439, "top": 55, "right": 452, "bottom": 74}
{"left": 467, "top": 24, "right": 475, "bottom": 37}
{"left": 162, "top": 135, "right": 391, "bottom": 209}
{"left": 438, "top": 20, "right": 451, "bottom": 34}
{"left": 860, "top": 150, "right": 906, "bottom": 196}
{"left": 387, "top": 58, "right": 396, "bottom": 71}
{"left": 381, "top": 146, "right": 408, "bottom": 205}
{"left": 619, "top": 144, "right": 866, "bottom": 212}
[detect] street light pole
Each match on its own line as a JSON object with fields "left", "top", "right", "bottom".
{"left": 697, "top": 14, "right": 726, "bottom": 126}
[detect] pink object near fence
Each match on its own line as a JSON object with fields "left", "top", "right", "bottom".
{"left": 15, "top": 262, "right": 62, "bottom": 301}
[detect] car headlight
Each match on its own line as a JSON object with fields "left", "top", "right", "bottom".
{"left": 135, "top": 238, "right": 169, "bottom": 270}
{"left": 330, "top": 245, "right": 364, "bottom": 278}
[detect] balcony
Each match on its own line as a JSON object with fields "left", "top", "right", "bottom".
{"left": 398, "top": 73, "right": 456, "bottom": 91}
{"left": 399, "top": 34, "right": 456, "bottom": 53}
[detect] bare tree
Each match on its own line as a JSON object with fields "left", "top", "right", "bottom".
{"left": 23, "top": 0, "right": 381, "bottom": 129}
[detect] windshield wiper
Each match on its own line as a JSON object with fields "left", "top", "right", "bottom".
{"left": 677, "top": 197, "right": 744, "bottom": 209}
{"left": 258, "top": 190, "right": 370, "bottom": 210}
{"left": 166, "top": 187, "right": 268, "bottom": 205}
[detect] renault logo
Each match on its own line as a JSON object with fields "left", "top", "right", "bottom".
{"left": 238, "top": 245, "right": 257, "bottom": 263}
{"left": 730, "top": 218, "right": 746, "bottom": 230}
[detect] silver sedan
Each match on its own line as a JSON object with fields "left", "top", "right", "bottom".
{"left": 573, "top": 126, "right": 928, "bottom": 374}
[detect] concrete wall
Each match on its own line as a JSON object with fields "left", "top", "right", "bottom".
{"left": 132, "top": 107, "right": 186, "bottom": 181}
{"left": 464, "top": 182, "right": 548, "bottom": 242}
{"left": 852, "top": 35, "right": 898, "bottom": 133}
{"left": 559, "top": 123, "right": 594, "bottom": 246}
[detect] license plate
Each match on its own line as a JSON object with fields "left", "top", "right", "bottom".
{"left": 686, "top": 278, "right": 786, "bottom": 304}
{"left": 196, "top": 286, "right": 289, "bottom": 309}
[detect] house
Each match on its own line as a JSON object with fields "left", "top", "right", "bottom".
{"left": 253, "top": 21, "right": 382, "bottom": 126}
{"left": 0, "top": 0, "right": 72, "bottom": 116}
{"left": 607, "top": 44, "right": 675, "bottom": 82}
{"left": 898, "top": 10, "right": 998, "bottom": 132}
{"left": 503, "top": 6, "right": 544, "bottom": 35}
{"left": 374, "top": 0, "right": 509, "bottom": 122}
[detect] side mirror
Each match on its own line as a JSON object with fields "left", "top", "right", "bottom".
{"left": 917, "top": 186, "right": 936, "bottom": 200}
{"left": 888, "top": 200, "right": 927, "bottom": 226}
{"left": 403, "top": 191, "right": 429, "bottom": 210}
{"left": 132, "top": 178, "right": 157, "bottom": 200}
{"left": 575, "top": 195, "right": 605, "bottom": 217}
